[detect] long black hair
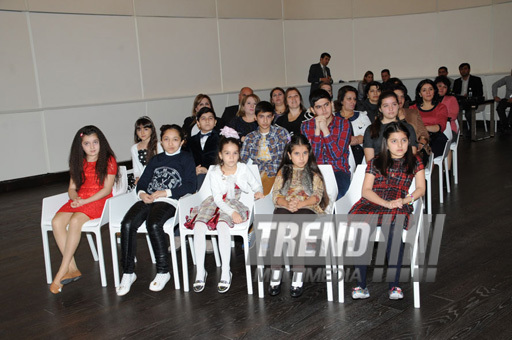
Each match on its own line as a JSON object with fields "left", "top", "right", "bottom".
{"left": 369, "top": 91, "right": 399, "bottom": 139}
{"left": 69, "top": 125, "right": 118, "bottom": 190}
{"left": 134, "top": 116, "right": 159, "bottom": 163}
{"left": 374, "top": 122, "right": 416, "bottom": 177}
{"left": 277, "top": 134, "right": 329, "bottom": 210}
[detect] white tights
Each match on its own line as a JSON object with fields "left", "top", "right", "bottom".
{"left": 194, "top": 221, "right": 231, "bottom": 282}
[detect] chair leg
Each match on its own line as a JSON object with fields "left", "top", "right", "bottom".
{"left": 181, "top": 233, "right": 190, "bottom": 292}
{"left": 188, "top": 236, "right": 196, "bottom": 265}
{"left": 338, "top": 265, "right": 344, "bottom": 303}
{"left": 482, "top": 111, "right": 488, "bottom": 133}
{"left": 444, "top": 158, "right": 451, "bottom": 193}
{"left": 167, "top": 229, "right": 180, "bottom": 290}
{"left": 87, "top": 233, "right": 99, "bottom": 261}
{"left": 453, "top": 149, "right": 458, "bottom": 185}
{"left": 42, "top": 228, "right": 53, "bottom": 284}
{"left": 212, "top": 236, "right": 221, "bottom": 267}
{"left": 95, "top": 230, "right": 107, "bottom": 287}
{"left": 438, "top": 164, "right": 444, "bottom": 204}
{"left": 110, "top": 230, "right": 120, "bottom": 287}
{"left": 242, "top": 235, "right": 253, "bottom": 295}
{"left": 146, "top": 234, "right": 156, "bottom": 264}
{"left": 257, "top": 265, "right": 265, "bottom": 298}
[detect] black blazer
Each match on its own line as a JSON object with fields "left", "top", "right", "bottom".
{"left": 453, "top": 75, "right": 484, "bottom": 98}
{"left": 221, "top": 105, "right": 239, "bottom": 126}
{"left": 308, "top": 63, "right": 332, "bottom": 93}
{"left": 186, "top": 130, "right": 220, "bottom": 169}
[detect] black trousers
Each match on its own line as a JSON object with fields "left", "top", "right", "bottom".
{"left": 120, "top": 201, "right": 176, "bottom": 274}
{"left": 497, "top": 99, "right": 512, "bottom": 127}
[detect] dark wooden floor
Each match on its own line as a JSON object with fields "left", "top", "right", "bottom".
{"left": 1, "top": 130, "right": 511, "bottom": 339}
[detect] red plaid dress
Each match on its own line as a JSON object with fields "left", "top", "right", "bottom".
{"left": 349, "top": 156, "right": 424, "bottom": 230}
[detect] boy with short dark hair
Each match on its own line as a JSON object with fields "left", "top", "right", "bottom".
{"left": 241, "top": 101, "right": 290, "bottom": 194}
{"left": 301, "top": 89, "right": 351, "bottom": 198}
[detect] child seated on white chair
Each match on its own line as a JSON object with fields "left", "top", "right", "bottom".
{"left": 269, "top": 134, "right": 329, "bottom": 298}
{"left": 350, "top": 122, "right": 425, "bottom": 301}
{"left": 184, "top": 127, "right": 263, "bottom": 294}
{"left": 116, "top": 124, "right": 196, "bottom": 296}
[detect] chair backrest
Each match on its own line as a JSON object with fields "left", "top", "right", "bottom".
{"left": 318, "top": 164, "right": 338, "bottom": 214}
{"left": 442, "top": 122, "right": 453, "bottom": 141}
{"left": 335, "top": 164, "right": 366, "bottom": 214}
{"left": 112, "top": 165, "right": 128, "bottom": 196}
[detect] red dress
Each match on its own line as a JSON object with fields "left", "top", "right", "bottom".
{"left": 57, "top": 157, "right": 117, "bottom": 219}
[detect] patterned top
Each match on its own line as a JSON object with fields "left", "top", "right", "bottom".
{"left": 138, "top": 149, "right": 148, "bottom": 166}
{"left": 301, "top": 115, "right": 351, "bottom": 174}
{"left": 272, "top": 168, "right": 325, "bottom": 214}
{"left": 240, "top": 125, "right": 290, "bottom": 177}
{"left": 349, "top": 156, "right": 424, "bottom": 229}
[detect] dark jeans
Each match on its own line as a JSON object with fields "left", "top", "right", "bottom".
{"left": 497, "top": 99, "right": 512, "bottom": 127}
{"left": 120, "top": 201, "right": 176, "bottom": 274}
{"left": 334, "top": 170, "right": 351, "bottom": 199}
{"left": 355, "top": 222, "right": 405, "bottom": 289}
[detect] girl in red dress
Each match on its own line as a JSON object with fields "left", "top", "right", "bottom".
{"left": 50, "top": 125, "right": 118, "bottom": 294}
{"left": 350, "top": 122, "right": 425, "bottom": 301}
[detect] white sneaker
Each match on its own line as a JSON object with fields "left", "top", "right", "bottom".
{"left": 116, "top": 273, "right": 137, "bottom": 296}
{"left": 351, "top": 286, "right": 370, "bottom": 299}
{"left": 149, "top": 272, "right": 171, "bottom": 292}
{"left": 389, "top": 286, "right": 404, "bottom": 300}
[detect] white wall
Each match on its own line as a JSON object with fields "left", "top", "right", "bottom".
{"left": 0, "top": 1, "right": 511, "bottom": 181}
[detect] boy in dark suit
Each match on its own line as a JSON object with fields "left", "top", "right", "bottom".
{"left": 186, "top": 107, "right": 220, "bottom": 190}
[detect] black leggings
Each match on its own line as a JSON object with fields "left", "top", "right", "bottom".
{"left": 120, "top": 201, "right": 176, "bottom": 274}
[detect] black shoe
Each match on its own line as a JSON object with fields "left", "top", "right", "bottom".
{"left": 290, "top": 285, "right": 303, "bottom": 298}
{"left": 268, "top": 283, "right": 281, "bottom": 296}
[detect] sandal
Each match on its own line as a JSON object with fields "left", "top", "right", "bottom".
{"left": 193, "top": 271, "right": 207, "bottom": 293}
{"left": 217, "top": 272, "right": 232, "bottom": 294}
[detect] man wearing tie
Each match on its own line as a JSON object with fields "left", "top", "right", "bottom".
{"left": 308, "top": 53, "right": 333, "bottom": 95}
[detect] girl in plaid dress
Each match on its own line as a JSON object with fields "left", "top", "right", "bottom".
{"left": 350, "top": 121, "right": 425, "bottom": 301}
{"left": 186, "top": 129, "right": 264, "bottom": 293}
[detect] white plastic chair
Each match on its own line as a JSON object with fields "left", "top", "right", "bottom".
{"left": 41, "top": 165, "right": 128, "bottom": 287}
{"left": 178, "top": 165, "right": 260, "bottom": 294}
{"left": 334, "top": 164, "right": 423, "bottom": 308}
{"left": 254, "top": 164, "right": 338, "bottom": 301}
{"left": 108, "top": 191, "right": 181, "bottom": 289}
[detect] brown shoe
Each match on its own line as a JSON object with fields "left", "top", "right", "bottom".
{"left": 49, "top": 282, "right": 63, "bottom": 294}
{"left": 61, "top": 270, "right": 82, "bottom": 285}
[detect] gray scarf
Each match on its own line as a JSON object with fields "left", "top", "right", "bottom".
{"left": 279, "top": 165, "right": 314, "bottom": 196}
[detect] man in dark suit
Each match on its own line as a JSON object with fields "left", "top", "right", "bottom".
{"left": 186, "top": 107, "right": 220, "bottom": 190}
{"left": 308, "top": 52, "right": 333, "bottom": 95}
{"left": 221, "top": 86, "right": 253, "bottom": 126}
{"left": 453, "top": 63, "right": 484, "bottom": 134}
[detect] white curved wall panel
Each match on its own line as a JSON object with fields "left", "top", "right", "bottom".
{"left": 30, "top": 13, "right": 141, "bottom": 107}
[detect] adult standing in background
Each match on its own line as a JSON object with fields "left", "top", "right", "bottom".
{"left": 270, "top": 87, "right": 287, "bottom": 121}
{"left": 221, "top": 87, "right": 253, "bottom": 126}
{"left": 492, "top": 69, "right": 512, "bottom": 133}
{"left": 308, "top": 53, "right": 333, "bottom": 95}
